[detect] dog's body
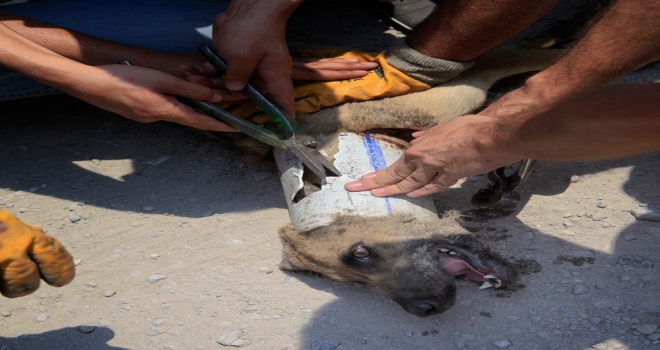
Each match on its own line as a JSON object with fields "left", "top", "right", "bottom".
{"left": 245, "top": 48, "right": 563, "bottom": 316}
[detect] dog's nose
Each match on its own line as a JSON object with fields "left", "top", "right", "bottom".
{"left": 409, "top": 301, "right": 437, "bottom": 317}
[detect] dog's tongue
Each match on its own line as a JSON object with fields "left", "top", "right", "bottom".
{"left": 441, "top": 259, "right": 487, "bottom": 282}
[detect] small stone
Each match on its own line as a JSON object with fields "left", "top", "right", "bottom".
{"left": 520, "top": 231, "right": 535, "bottom": 240}
{"left": 648, "top": 333, "right": 660, "bottom": 341}
{"left": 572, "top": 284, "right": 590, "bottom": 295}
{"left": 563, "top": 221, "right": 574, "bottom": 228}
{"left": 624, "top": 233, "right": 637, "bottom": 241}
{"left": 231, "top": 339, "right": 252, "bottom": 348}
{"left": 0, "top": 311, "right": 11, "bottom": 317}
{"left": 636, "top": 324, "right": 658, "bottom": 335}
{"left": 617, "top": 255, "right": 654, "bottom": 268}
{"left": 240, "top": 307, "right": 259, "bottom": 314}
{"left": 311, "top": 339, "right": 341, "bottom": 350}
{"left": 252, "top": 171, "right": 273, "bottom": 182}
{"left": 493, "top": 340, "right": 512, "bottom": 348}
{"left": 569, "top": 175, "right": 581, "bottom": 183}
{"left": 120, "top": 304, "right": 132, "bottom": 311}
{"left": 555, "top": 286, "right": 568, "bottom": 293}
{"left": 145, "top": 327, "right": 166, "bottom": 336}
{"left": 597, "top": 202, "right": 608, "bottom": 208}
{"left": 150, "top": 254, "right": 160, "bottom": 259}
{"left": 78, "top": 326, "right": 96, "bottom": 334}
{"left": 74, "top": 258, "right": 82, "bottom": 266}
{"left": 147, "top": 274, "right": 167, "bottom": 283}
{"left": 85, "top": 282, "right": 97, "bottom": 288}
{"left": 36, "top": 314, "right": 49, "bottom": 323}
{"left": 143, "top": 206, "right": 157, "bottom": 212}
{"left": 68, "top": 214, "right": 81, "bottom": 223}
{"left": 648, "top": 227, "right": 660, "bottom": 238}
{"left": 621, "top": 275, "right": 631, "bottom": 281}
{"left": 258, "top": 267, "right": 274, "bottom": 274}
{"left": 216, "top": 330, "right": 243, "bottom": 346}
{"left": 147, "top": 155, "right": 170, "bottom": 166}
{"left": 591, "top": 214, "right": 607, "bottom": 221}
{"left": 102, "top": 290, "right": 116, "bottom": 297}
{"left": 151, "top": 318, "right": 166, "bottom": 326}
{"left": 631, "top": 207, "right": 660, "bottom": 221}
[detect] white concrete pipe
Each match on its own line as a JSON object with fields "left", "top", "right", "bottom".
{"left": 274, "top": 132, "right": 439, "bottom": 231}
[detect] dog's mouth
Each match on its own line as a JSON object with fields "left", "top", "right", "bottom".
{"left": 437, "top": 248, "right": 503, "bottom": 289}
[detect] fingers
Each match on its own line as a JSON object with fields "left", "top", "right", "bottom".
{"left": 166, "top": 100, "right": 238, "bottom": 132}
{"left": 259, "top": 67, "right": 296, "bottom": 116}
{"left": 1, "top": 258, "right": 41, "bottom": 298}
{"left": 344, "top": 156, "right": 457, "bottom": 197}
{"left": 291, "top": 57, "right": 380, "bottom": 81}
{"left": 31, "top": 231, "right": 75, "bottom": 288}
{"left": 223, "top": 54, "right": 260, "bottom": 92}
{"left": 344, "top": 157, "right": 417, "bottom": 195}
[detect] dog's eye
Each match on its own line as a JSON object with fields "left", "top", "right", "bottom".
{"left": 352, "top": 245, "right": 370, "bottom": 259}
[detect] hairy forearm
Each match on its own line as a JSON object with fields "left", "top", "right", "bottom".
{"left": 407, "top": 0, "right": 560, "bottom": 61}
{"left": 493, "top": 83, "right": 660, "bottom": 161}
{"left": 524, "top": 0, "right": 660, "bottom": 101}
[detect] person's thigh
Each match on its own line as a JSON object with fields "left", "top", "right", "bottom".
{"left": 0, "top": 0, "right": 229, "bottom": 101}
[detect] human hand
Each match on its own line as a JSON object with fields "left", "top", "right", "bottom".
{"left": 66, "top": 64, "right": 237, "bottom": 132}
{"left": 178, "top": 56, "right": 378, "bottom": 101}
{"left": 213, "top": 0, "right": 300, "bottom": 115}
{"left": 0, "top": 210, "right": 75, "bottom": 298}
{"left": 293, "top": 49, "right": 430, "bottom": 114}
{"left": 344, "top": 114, "right": 521, "bottom": 197}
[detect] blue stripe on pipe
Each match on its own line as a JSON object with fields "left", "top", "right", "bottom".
{"left": 362, "top": 134, "right": 392, "bottom": 214}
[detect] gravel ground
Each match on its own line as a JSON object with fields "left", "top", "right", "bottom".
{"left": 1, "top": 1, "right": 659, "bottom": 349}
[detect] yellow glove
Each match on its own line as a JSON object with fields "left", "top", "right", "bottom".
{"left": 0, "top": 210, "right": 75, "bottom": 298}
{"left": 293, "top": 38, "right": 473, "bottom": 114}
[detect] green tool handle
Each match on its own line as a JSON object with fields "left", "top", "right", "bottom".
{"left": 177, "top": 98, "right": 286, "bottom": 149}
{"left": 198, "top": 45, "right": 306, "bottom": 138}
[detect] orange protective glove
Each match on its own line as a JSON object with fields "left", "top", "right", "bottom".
{"left": 0, "top": 210, "right": 75, "bottom": 298}
{"left": 293, "top": 49, "right": 430, "bottom": 114}
{"left": 292, "top": 39, "right": 473, "bottom": 114}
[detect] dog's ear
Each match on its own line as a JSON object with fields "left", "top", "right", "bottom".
{"left": 277, "top": 225, "right": 307, "bottom": 271}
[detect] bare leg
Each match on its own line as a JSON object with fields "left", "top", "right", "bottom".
{"left": 407, "top": 0, "right": 561, "bottom": 61}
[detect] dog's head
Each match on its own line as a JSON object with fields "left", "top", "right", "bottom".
{"left": 278, "top": 213, "right": 517, "bottom": 317}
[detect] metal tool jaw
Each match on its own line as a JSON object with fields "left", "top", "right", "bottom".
{"left": 471, "top": 159, "right": 536, "bottom": 210}
{"left": 196, "top": 45, "right": 341, "bottom": 182}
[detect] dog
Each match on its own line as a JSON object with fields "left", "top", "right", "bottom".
{"left": 233, "top": 48, "right": 563, "bottom": 316}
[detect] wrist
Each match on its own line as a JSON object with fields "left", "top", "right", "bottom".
{"left": 386, "top": 37, "right": 473, "bottom": 85}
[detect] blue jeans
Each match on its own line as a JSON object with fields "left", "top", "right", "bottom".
{"left": 0, "top": 0, "right": 230, "bottom": 101}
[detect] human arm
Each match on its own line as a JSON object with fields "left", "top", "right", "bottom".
{"left": 0, "top": 13, "right": 234, "bottom": 131}
{"left": 213, "top": 0, "right": 303, "bottom": 115}
{"left": 346, "top": 0, "right": 660, "bottom": 197}
{"left": 345, "top": 83, "right": 660, "bottom": 197}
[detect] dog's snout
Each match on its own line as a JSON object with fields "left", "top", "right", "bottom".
{"left": 410, "top": 301, "right": 436, "bottom": 316}
{"left": 409, "top": 299, "right": 455, "bottom": 317}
